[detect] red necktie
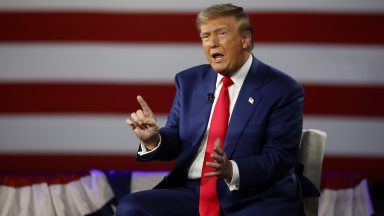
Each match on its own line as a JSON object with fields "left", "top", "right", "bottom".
{"left": 199, "top": 76, "right": 233, "bottom": 216}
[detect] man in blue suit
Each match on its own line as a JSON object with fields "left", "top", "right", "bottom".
{"left": 117, "top": 3, "right": 305, "bottom": 216}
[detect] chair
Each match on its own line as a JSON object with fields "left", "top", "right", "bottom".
{"left": 298, "top": 129, "right": 327, "bottom": 216}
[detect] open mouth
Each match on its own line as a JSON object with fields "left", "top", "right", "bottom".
{"left": 212, "top": 53, "right": 224, "bottom": 63}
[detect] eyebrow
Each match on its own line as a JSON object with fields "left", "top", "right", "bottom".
{"left": 200, "top": 26, "right": 229, "bottom": 35}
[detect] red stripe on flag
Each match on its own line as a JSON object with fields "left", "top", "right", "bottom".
{"left": 0, "top": 11, "right": 383, "bottom": 44}
{"left": 322, "top": 155, "right": 384, "bottom": 185}
{"left": 0, "top": 153, "right": 175, "bottom": 174}
{"left": 303, "top": 84, "right": 384, "bottom": 117}
{"left": 0, "top": 82, "right": 175, "bottom": 114}
{"left": 1, "top": 82, "right": 384, "bottom": 117}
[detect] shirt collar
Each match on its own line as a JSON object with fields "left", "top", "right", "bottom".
{"left": 216, "top": 54, "right": 253, "bottom": 88}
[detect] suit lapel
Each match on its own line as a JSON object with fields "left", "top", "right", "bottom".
{"left": 224, "top": 57, "right": 263, "bottom": 158}
{"left": 190, "top": 68, "right": 217, "bottom": 147}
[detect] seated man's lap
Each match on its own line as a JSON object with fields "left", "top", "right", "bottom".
{"left": 116, "top": 179, "right": 303, "bottom": 216}
{"left": 116, "top": 186, "right": 200, "bottom": 216}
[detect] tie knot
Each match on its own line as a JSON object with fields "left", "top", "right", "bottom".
{"left": 222, "top": 76, "right": 233, "bottom": 88}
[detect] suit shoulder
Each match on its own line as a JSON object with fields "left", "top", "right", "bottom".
{"left": 175, "top": 64, "right": 212, "bottom": 80}
{"left": 258, "top": 60, "right": 302, "bottom": 91}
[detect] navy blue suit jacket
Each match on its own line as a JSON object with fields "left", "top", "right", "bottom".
{"left": 138, "top": 56, "right": 304, "bottom": 214}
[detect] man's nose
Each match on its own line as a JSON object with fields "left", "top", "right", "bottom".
{"left": 207, "top": 35, "right": 219, "bottom": 47}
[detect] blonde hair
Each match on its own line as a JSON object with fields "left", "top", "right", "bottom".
{"left": 196, "top": 3, "right": 254, "bottom": 49}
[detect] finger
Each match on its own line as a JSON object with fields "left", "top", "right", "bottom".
{"left": 210, "top": 153, "right": 223, "bottom": 163}
{"left": 214, "top": 145, "right": 225, "bottom": 156}
{"left": 130, "top": 112, "right": 140, "bottom": 124}
{"left": 125, "top": 118, "right": 136, "bottom": 129}
{"left": 204, "top": 171, "right": 221, "bottom": 177}
{"left": 130, "top": 112, "right": 147, "bottom": 130}
{"left": 126, "top": 118, "right": 133, "bottom": 125}
{"left": 206, "top": 161, "right": 221, "bottom": 169}
{"left": 214, "top": 138, "right": 220, "bottom": 149}
{"left": 135, "top": 109, "right": 146, "bottom": 123}
{"left": 213, "top": 139, "right": 225, "bottom": 156}
{"left": 127, "top": 116, "right": 142, "bottom": 129}
{"left": 137, "top": 95, "right": 154, "bottom": 116}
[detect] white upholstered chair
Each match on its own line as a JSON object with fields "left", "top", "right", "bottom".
{"left": 298, "top": 129, "right": 327, "bottom": 216}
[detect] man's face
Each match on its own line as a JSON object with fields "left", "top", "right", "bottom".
{"left": 199, "top": 16, "right": 250, "bottom": 76}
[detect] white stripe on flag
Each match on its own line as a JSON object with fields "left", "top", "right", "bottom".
{"left": 1, "top": 44, "right": 383, "bottom": 84}
{"left": 1, "top": 115, "right": 384, "bottom": 156}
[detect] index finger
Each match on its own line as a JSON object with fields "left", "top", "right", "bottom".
{"left": 213, "top": 139, "right": 225, "bottom": 155}
{"left": 214, "top": 138, "right": 221, "bottom": 149}
{"left": 137, "top": 95, "right": 153, "bottom": 115}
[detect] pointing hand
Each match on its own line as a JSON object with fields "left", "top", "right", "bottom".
{"left": 126, "top": 95, "right": 160, "bottom": 150}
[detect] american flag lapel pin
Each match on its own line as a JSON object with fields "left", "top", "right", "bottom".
{"left": 248, "top": 97, "right": 254, "bottom": 104}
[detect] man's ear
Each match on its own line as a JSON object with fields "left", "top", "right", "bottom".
{"left": 242, "top": 32, "right": 252, "bottom": 49}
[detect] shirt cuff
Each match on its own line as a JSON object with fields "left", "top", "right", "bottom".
{"left": 225, "top": 160, "right": 240, "bottom": 191}
{"left": 137, "top": 136, "right": 161, "bottom": 156}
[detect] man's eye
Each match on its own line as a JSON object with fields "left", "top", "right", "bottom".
{"left": 201, "top": 35, "right": 210, "bottom": 41}
{"left": 218, "top": 31, "right": 227, "bottom": 37}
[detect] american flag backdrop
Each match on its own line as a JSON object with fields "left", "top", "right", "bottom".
{"left": 1, "top": 0, "right": 384, "bottom": 182}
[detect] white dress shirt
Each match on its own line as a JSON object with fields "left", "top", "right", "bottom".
{"left": 139, "top": 55, "right": 253, "bottom": 191}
